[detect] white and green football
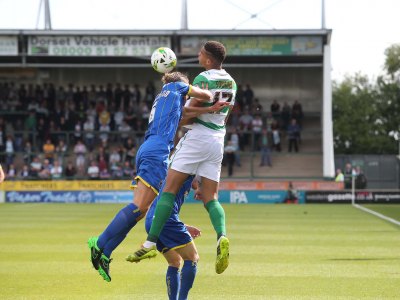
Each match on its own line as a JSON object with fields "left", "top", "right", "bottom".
{"left": 150, "top": 47, "right": 177, "bottom": 73}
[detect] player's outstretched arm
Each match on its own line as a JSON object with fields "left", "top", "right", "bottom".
{"left": 187, "top": 85, "right": 212, "bottom": 101}
{"left": 0, "top": 164, "right": 5, "bottom": 183}
{"left": 180, "top": 101, "right": 228, "bottom": 126}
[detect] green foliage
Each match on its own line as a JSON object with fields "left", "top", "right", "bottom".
{"left": 333, "top": 44, "right": 400, "bottom": 154}
{"left": 384, "top": 44, "right": 400, "bottom": 76}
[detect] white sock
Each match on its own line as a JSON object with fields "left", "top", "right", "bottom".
{"left": 143, "top": 240, "right": 156, "bottom": 249}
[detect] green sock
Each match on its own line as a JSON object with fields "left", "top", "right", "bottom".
{"left": 147, "top": 192, "right": 175, "bottom": 242}
{"left": 205, "top": 200, "right": 226, "bottom": 239}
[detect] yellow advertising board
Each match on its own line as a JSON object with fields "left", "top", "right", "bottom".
{"left": 1, "top": 180, "right": 343, "bottom": 192}
{"left": 1, "top": 180, "right": 132, "bottom": 191}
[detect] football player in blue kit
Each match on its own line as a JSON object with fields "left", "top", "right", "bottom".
{"left": 134, "top": 175, "right": 201, "bottom": 300}
{"left": 88, "top": 71, "right": 227, "bottom": 282}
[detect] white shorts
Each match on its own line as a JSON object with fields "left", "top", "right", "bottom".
{"left": 170, "top": 131, "right": 224, "bottom": 182}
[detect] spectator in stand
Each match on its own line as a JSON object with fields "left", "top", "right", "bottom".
{"left": 287, "top": 119, "right": 301, "bottom": 153}
{"left": 109, "top": 147, "right": 121, "bottom": 169}
{"left": 122, "top": 161, "right": 134, "bottom": 179}
{"left": 24, "top": 110, "right": 37, "bottom": 137}
{"left": 6, "top": 164, "right": 16, "bottom": 180}
{"left": 118, "top": 120, "right": 132, "bottom": 143}
{"left": 30, "top": 156, "right": 42, "bottom": 178}
{"left": 86, "top": 102, "right": 97, "bottom": 125}
{"left": 98, "top": 105, "right": 111, "bottom": 127}
{"left": 65, "top": 161, "right": 77, "bottom": 178}
{"left": 88, "top": 84, "right": 96, "bottom": 103}
{"left": 355, "top": 166, "right": 367, "bottom": 189}
{"left": 111, "top": 162, "right": 123, "bottom": 179}
{"left": 97, "top": 145, "right": 109, "bottom": 162}
{"left": 280, "top": 101, "right": 291, "bottom": 131}
{"left": 239, "top": 107, "right": 253, "bottom": 148}
{"left": 113, "top": 107, "right": 125, "bottom": 129}
{"left": 145, "top": 81, "right": 156, "bottom": 109}
{"left": 270, "top": 99, "right": 280, "bottom": 121}
{"left": 122, "top": 84, "right": 133, "bottom": 109}
{"left": 343, "top": 163, "right": 356, "bottom": 189}
{"left": 83, "top": 117, "right": 95, "bottom": 151}
{"left": 73, "top": 139, "right": 87, "bottom": 169}
{"left": 230, "top": 127, "right": 241, "bottom": 167}
{"left": 13, "top": 119, "right": 24, "bottom": 151}
{"left": 123, "top": 137, "right": 136, "bottom": 167}
{"left": 284, "top": 182, "right": 298, "bottom": 204}
{"left": 5, "top": 135, "right": 15, "bottom": 167}
{"left": 43, "top": 138, "right": 55, "bottom": 164}
{"left": 99, "top": 123, "right": 111, "bottom": 144}
{"left": 235, "top": 84, "right": 244, "bottom": 110}
{"left": 37, "top": 100, "right": 49, "bottom": 120}
{"left": 228, "top": 98, "right": 241, "bottom": 128}
{"left": 252, "top": 98, "right": 263, "bottom": 114}
{"left": 55, "top": 139, "right": 67, "bottom": 157}
{"left": 27, "top": 98, "right": 39, "bottom": 112}
{"left": 99, "top": 166, "right": 111, "bottom": 179}
{"left": 81, "top": 86, "right": 89, "bottom": 110}
{"left": 50, "top": 160, "right": 63, "bottom": 179}
{"left": 56, "top": 86, "right": 66, "bottom": 109}
{"left": 36, "top": 118, "right": 48, "bottom": 148}
{"left": 259, "top": 128, "right": 272, "bottom": 167}
{"left": 87, "top": 160, "right": 100, "bottom": 180}
{"left": 114, "top": 83, "right": 123, "bottom": 109}
{"left": 224, "top": 141, "right": 236, "bottom": 177}
{"left": 19, "top": 164, "right": 30, "bottom": 179}
{"left": 105, "top": 83, "right": 114, "bottom": 104}
{"left": 133, "top": 84, "right": 142, "bottom": 105}
{"left": 335, "top": 168, "right": 344, "bottom": 182}
{"left": 140, "top": 101, "right": 150, "bottom": 123}
{"left": 251, "top": 114, "right": 263, "bottom": 151}
{"left": 272, "top": 128, "right": 281, "bottom": 152}
{"left": 292, "top": 100, "right": 303, "bottom": 128}
{"left": 243, "top": 84, "right": 254, "bottom": 108}
{"left": 74, "top": 120, "right": 82, "bottom": 143}
{"left": 38, "top": 159, "right": 52, "bottom": 179}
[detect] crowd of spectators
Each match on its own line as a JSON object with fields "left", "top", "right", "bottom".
{"left": 0, "top": 81, "right": 306, "bottom": 179}
{"left": 223, "top": 84, "right": 305, "bottom": 176}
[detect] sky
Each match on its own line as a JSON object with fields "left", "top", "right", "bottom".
{"left": 0, "top": 0, "right": 399, "bottom": 80}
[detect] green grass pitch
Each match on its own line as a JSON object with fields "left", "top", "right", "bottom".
{"left": 0, "top": 203, "right": 399, "bottom": 299}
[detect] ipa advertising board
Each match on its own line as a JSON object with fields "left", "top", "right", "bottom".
{"left": 28, "top": 36, "right": 171, "bottom": 56}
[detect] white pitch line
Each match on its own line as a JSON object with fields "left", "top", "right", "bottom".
{"left": 353, "top": 204, "right": 400, "bottom": 227}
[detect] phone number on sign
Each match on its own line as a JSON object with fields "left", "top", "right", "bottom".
{"left": 50, "top": 46, "right": 139, "bottom": 56}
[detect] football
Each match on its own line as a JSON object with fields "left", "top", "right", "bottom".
{"left": 150, "top": 47, "right": 177, "bottom": 73}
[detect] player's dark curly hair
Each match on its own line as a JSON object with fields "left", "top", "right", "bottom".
{"left": 204, "top": 41, "right": 226, "bottom": 64}
{"left": 162, "top": 72, "right": 189, "bottom": 84}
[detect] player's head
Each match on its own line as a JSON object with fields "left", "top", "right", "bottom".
{"left": 198, "top": 41, "right": 226, "bottom": 70}
{"left": 162, "top": 72, "right": 189, "bottom": 84}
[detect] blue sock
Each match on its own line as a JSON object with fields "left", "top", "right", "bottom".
{"left": 102, "top": 227, "right": 130, "bottom": 258}
{"left": 166, "top": 266, "right": 180, "bottom": 300}
{"left": 179, "top": 260, "right": 197, "bottom": 300}
{"left": 97, "top": 203, "right": 142, "bottom": 256}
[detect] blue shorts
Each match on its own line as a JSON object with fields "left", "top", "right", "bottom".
{"left": 145, "top": 215, "right": 192, "bottom": 253}
{"left": 133, "top": 138, "right": 169, "bottom": 194}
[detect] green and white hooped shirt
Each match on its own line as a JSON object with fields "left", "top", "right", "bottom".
{"left": 191, "top": 69, "right": 237, "bottom": 137}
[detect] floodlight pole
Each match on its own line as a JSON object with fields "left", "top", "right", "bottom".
{"left": 181, "top": 0, "right": 188, "bottom": 30}
{"left": 44, "top": 0, "right": 52, "bottom": 30}
{"left": 321, "top": 0, "right": 326, "bottom": 29}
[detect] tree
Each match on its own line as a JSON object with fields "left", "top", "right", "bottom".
{"left": 333, "top": 44, "right": 400, "bottom": 154}
{"left": 384, "top": 44, "right": 400, "bottom": 77}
